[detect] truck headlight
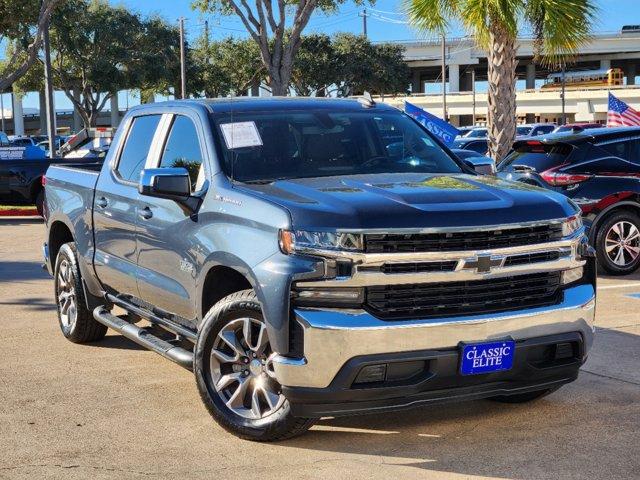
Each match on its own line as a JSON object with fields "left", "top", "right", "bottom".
{"left": 279, "top": 230, "right": 364, "bottom": 254}
{"left": 562, "top": 215, "right": 583, "bottom": 237}
{"left": 561, "top": 267, "right": 584, "bottom": 285}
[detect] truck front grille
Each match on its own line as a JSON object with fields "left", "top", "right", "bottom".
{"left": 364, "top": 224, "right": 563, "bottom": 253}
{"left": 365, "top": 272, "right": 562, "bottom": 320}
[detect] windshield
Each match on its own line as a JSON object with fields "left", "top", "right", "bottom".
{"left": 464, "top": 128, "right": 487, "bottom": 138}
{"left": 213, "top": 111, "right": 462, "bottom": 183}
{"left": 516, "top": 126, "right": 533, "bottom": 136}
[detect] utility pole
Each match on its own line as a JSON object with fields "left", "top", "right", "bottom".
{"left": 204, "top": 20, "right": 209, "bottom": 50}
{"left": 42, "top": 12, "right": 56, "bottom": 158}
{"left": 0, "top": 93, "right": 5, "bottom": 132}
{"left": 179, "top": 17, "right": 187, "bottom": 100}
{"left": 359, "top": 9, "right": 368, "bottom": 37}
{"left": 560, "top": 65, "right": 566, "bottom": 125}
{"left": 441, "top": 33, "right": 448, "bottom": 122}
{"left": 471, "top": 68, "right": 476, "bottom": 125}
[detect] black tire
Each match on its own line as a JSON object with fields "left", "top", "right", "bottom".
{"left": 54, "top": 243, "right": 107, "bottom": 343}
{"left": 595, "top": 210, "right": 640, "bottom": 275}
{"left": 194, "top": 289, "right": 315, "bottom": 441}
{"left": 35, "top": 189, "right": 44, "bottom": 217}
{"left": 490, "top": 386, "right": 559, "bottom": 404}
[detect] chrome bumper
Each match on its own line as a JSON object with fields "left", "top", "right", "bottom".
{"left": 272, "top": 283, "right": 596, "bottom": 389}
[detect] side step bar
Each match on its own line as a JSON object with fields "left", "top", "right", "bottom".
{"left": 93, "top": 307, "right": 194, "bottom": 371}
{"left": 106, "top": 294, "right": 197, "bottom": 343}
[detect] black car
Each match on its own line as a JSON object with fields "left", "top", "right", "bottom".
{"left": 452, "top": 137, "right": 488, "bottom": 156}
{"left": 497, "top": 127, "right": 640, "bottom": 275}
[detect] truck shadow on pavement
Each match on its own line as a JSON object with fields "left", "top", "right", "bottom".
{"left": 0, "top": 297, "right": 55, "bottom": 312}
{"left": 0, "top": 261, "right": 49, "bottom": 283}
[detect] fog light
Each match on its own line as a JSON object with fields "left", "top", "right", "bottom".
{"left": 354, "top": 364, "right": 387, "bottom": 384}
{"left": 561, "top": 267, "right": 584, "bottom": 285}
{"left": 294, "top": 287, "right": 363, "bottom": 306}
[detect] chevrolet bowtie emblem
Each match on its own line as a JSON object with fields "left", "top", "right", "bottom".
{"left": 463, "top": 254, "right": 503, "bottom": 273}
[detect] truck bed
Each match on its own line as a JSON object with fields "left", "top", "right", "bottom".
{"left": 44, "top": 164, "right": 101, "bottom": 268}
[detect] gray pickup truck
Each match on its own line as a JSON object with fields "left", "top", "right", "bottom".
{"left": 43, "top": 98, "right": 596, "bottom": 441}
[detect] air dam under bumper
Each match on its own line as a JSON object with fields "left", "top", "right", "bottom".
{"left": 272, "top": 283, "right": 596, "bottom": 394}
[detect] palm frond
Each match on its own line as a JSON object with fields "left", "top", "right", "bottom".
{"left": 403, "top": 0, "right": 462, "bottom": 34}
{"left": 525, "top": 0, "right": 598, "bottom": 67}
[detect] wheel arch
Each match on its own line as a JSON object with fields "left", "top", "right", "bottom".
{"left": 588, "top": 198, "right": 640, "bottom": 244}
{"left": 48, "top": 220, "right": 74, "bottom": 267}
{"left": 197, "top": 252, "right": 263, "bottom": 323}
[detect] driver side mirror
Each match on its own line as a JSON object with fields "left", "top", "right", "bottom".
{"left": 139, "top": 168, "right": 200, "bottom": 212}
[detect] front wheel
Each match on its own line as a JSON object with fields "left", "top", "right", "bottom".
{"left": 595, "top": 211, "right": 640, "bottom": 275}
{"left": 194, "top": 290, "right": 314, "bottom": 441}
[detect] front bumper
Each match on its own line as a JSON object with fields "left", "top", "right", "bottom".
{"left": 272, "top": 283, "right": 596, "bottom": 391}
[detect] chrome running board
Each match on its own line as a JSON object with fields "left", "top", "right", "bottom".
{"left": 93, "top": 307, "right": 194, "bottom": 370}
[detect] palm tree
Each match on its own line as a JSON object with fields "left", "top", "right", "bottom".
{"left": 405, "top": 0, "right": 597, "bottom": 161}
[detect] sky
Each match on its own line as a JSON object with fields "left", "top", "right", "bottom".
{"left": 7, "top": 0, "right": 640, "bottom": 111}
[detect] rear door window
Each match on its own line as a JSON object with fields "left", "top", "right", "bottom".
{"left": 566, "top": 141, "right": 640, "bottom": 174}
{"left": 116, "top": 114, "right": 162, "bottom": 182}
{"left": 498, "top": 143, "right": 572, "bottom": 172}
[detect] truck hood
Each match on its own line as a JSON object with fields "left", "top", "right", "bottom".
{"left": 235, "top": 173, "right": 577, "bottom": 230}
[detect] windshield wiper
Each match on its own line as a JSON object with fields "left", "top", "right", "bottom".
{"left": 241, "top": 177, "right": 295, "bottom": 185}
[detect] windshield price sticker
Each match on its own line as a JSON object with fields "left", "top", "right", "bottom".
{"left": 220, "top": 121, "right": 263, "bottom": 149}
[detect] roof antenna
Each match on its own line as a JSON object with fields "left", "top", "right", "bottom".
{"left": 357, "top": 91, "right": 376, "bottom": 108}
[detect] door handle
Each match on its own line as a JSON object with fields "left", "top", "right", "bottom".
{"left": 96, "top": 197, "right": 108, "bottom": 208}
{"left": 139, "top": 206, "right": 153, "bottom": 220}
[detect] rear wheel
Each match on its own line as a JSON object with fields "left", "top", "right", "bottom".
{"left": 595, "top": 211, "right": 640, "bottom": 275}
{"left": 35, "top": 189, "right": 44, "bottom": 217}
{"left": 54, "top": 243, "right": 107, "bottom": 343}
{"left": 194, "top": 290, "right": 314, "bottom": 441}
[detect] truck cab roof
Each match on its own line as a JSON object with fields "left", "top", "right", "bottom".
{"left": 129, "top": 97, "right": 399, "bottom": 116}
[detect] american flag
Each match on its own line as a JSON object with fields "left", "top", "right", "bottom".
{"left": 607, "top": 93, "right": 640, "bottom": 127}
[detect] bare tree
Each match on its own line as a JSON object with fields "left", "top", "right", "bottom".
{"left": 193, "top": 0, "right": 368, "bottom": 96}
{"left": 0, "top": 0, "right": 61, "bottom": 92}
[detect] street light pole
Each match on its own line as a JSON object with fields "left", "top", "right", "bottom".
{"left": 0, "top": 93, "right": 5, "bottom": 132}
{"left": 42, "top": 13, "right": 56, "bottom": 158}
{"left": 179, "top": 17, "right": 187, "bottom": 100}
{"left": 471, "top": 68, "right": 476, "bottom": 125}
{"left": 441, "top": 33, "right": 448, "bottom": 121}
{"left": 560, "top": 65, "right": 566, "bottom": 125}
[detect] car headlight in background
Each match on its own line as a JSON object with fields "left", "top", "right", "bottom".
{"left": 279, "top": 230, "right": 364, "bottom": 254}
{"left": 562, "top": 214, "right": 583, "bottom": 237}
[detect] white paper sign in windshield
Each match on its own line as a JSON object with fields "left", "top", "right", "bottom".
{"left": 220, "top": 122, "right": 263, "bottom": 149}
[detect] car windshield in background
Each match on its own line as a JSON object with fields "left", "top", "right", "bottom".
{"left": 464, "top": 129, "right": 487, "bottom": 138}
{"left": 213, "top": 111, "right": 462, "bottom": 183}
{"left": 516, "top": 126, "right": 533, "bottom": 136}
{"left": 498, "top": 142, "right": 572, "bottom": 172}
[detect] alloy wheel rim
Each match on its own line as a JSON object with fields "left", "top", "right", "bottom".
{"left": 605, "top": 221, "right": 640, "bottom": 267}
{"left": 209, "top": 317, "right": 285, "bottom": 420}
{"left": 57, "top": 259, "right": 77, "bottom": 330}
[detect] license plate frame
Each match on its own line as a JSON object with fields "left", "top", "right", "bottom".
{"left": 459, "top": 339, "right": 516, "bottom": 376}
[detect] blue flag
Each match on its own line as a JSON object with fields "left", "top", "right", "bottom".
{"left": 404, "top": 101, "right": 460, "bottom": 145}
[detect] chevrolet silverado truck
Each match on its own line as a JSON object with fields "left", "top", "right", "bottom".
{"left": 43, "top": 98, "right": 596, "bottom": 441}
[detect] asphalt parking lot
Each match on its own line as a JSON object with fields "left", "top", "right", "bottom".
{"left": 1, "top": 219, "right": 639, "bottom": 480}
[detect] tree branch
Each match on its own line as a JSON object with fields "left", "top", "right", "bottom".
{"left": 0, "top": 0, "right": 61, "bottom": 91}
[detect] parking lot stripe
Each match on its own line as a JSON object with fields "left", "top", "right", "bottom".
{"left": 598, "top": 282, "right": 640, "bottom": 290}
